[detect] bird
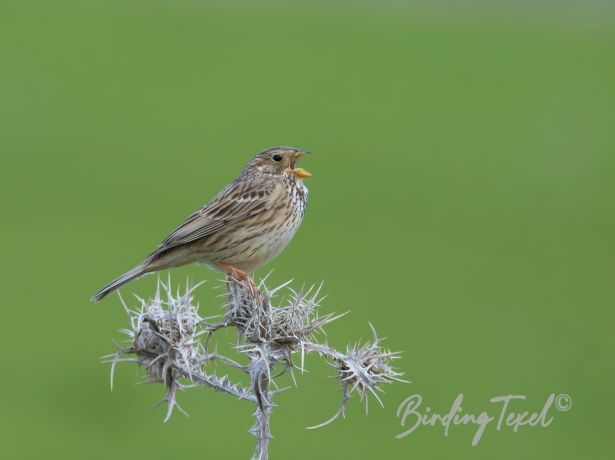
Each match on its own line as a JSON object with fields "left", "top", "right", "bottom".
{"left": 92, "top": 146, "right": 311, "bottom": 302}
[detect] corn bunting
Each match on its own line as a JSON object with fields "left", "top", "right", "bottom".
{"left": 92, "top": 146, "right": 311, "bottom": 301}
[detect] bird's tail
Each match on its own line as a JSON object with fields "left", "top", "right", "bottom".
{"left": 91, "top": 264, "right": 148, "bottom": 302}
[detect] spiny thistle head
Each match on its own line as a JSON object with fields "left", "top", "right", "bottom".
{"left": 119, "top": 278, "right": 206, "bottom": 381}
{"left": 223, "top": 277, "right": 339, "bottom": 346}
{"left": 105, "top": 275, "right": 406, "bottom": 443}
{"left": 337, "top": 324, "right": 406, "bottom": 406}
{"left": 224, "top": 276, "right": 272, "bottom": 341}
{"left": 105, "top": 278, "right": 208, "bottom": 422}
{"left": 270, "top": 283, "right": 339, "bottom": 346}
{"left": 306, "top": 324, "right": 406, "bottom": 429}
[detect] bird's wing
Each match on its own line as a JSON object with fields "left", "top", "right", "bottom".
{"left": 153, "top": 179, "right": 279, "bottom": 254}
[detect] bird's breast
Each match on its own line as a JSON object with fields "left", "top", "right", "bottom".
{"left": 198, "top": 182, "right": 308, "bottom": 272}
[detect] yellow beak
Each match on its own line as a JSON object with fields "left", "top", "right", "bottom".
{"left": 291, "top": 167, "right": 312, "bottom": 179}
{"left": 290, "top": 151, "right": 312, "bottom": 178}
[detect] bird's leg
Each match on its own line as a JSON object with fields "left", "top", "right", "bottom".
{"left": 216, "top": 263, "right": 257, "bottom": 294}
{"left": 215, "top": 262, "right": 250, "bottom": 280}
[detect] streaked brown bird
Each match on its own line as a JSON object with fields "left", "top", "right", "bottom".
{"left": 92, "top": 146, "right": 311, "bottom": 302}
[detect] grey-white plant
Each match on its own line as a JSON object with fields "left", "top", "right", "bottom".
{"left": 104, "top": 274, "right": 405, "bottom": 460}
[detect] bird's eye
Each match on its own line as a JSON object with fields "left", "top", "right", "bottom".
{"left": 272, "top": 154, "right": 283, "bottom": 162}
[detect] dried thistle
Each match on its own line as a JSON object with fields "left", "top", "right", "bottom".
{"left": 104, "top": 275, "right": 405, "bottom": 459}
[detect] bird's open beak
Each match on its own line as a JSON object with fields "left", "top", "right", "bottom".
{"left": 290, "top": 151, "right": 312, "bottom": 179}
{"left": 291, "top": 168, "right": 312, "bottom": 178}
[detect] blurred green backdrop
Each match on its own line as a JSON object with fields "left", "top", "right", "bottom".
{"left": 1, "top": 0, "right": 614, "bottom": 458}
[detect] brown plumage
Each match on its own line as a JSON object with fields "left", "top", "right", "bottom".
{"left": 92, "top": 146, "right": 311, "bottom": 302}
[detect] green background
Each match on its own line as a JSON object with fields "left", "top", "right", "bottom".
{"left": 1, "top": 0, "right": 614, "bottom": 458}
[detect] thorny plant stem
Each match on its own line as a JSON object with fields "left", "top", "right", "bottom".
{"left": 251, "top": 362, "right": 273, "bottom": 460}
{"left": 124, "top": 348, "right": 257, "bottom": 403}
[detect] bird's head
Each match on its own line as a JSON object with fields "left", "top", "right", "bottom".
{"left": 249, "top": 146, "right": 312, "bottom": 180}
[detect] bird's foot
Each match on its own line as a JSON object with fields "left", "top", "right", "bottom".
{"left": 216, "top": 263, "right": 257, "bottom": 294}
